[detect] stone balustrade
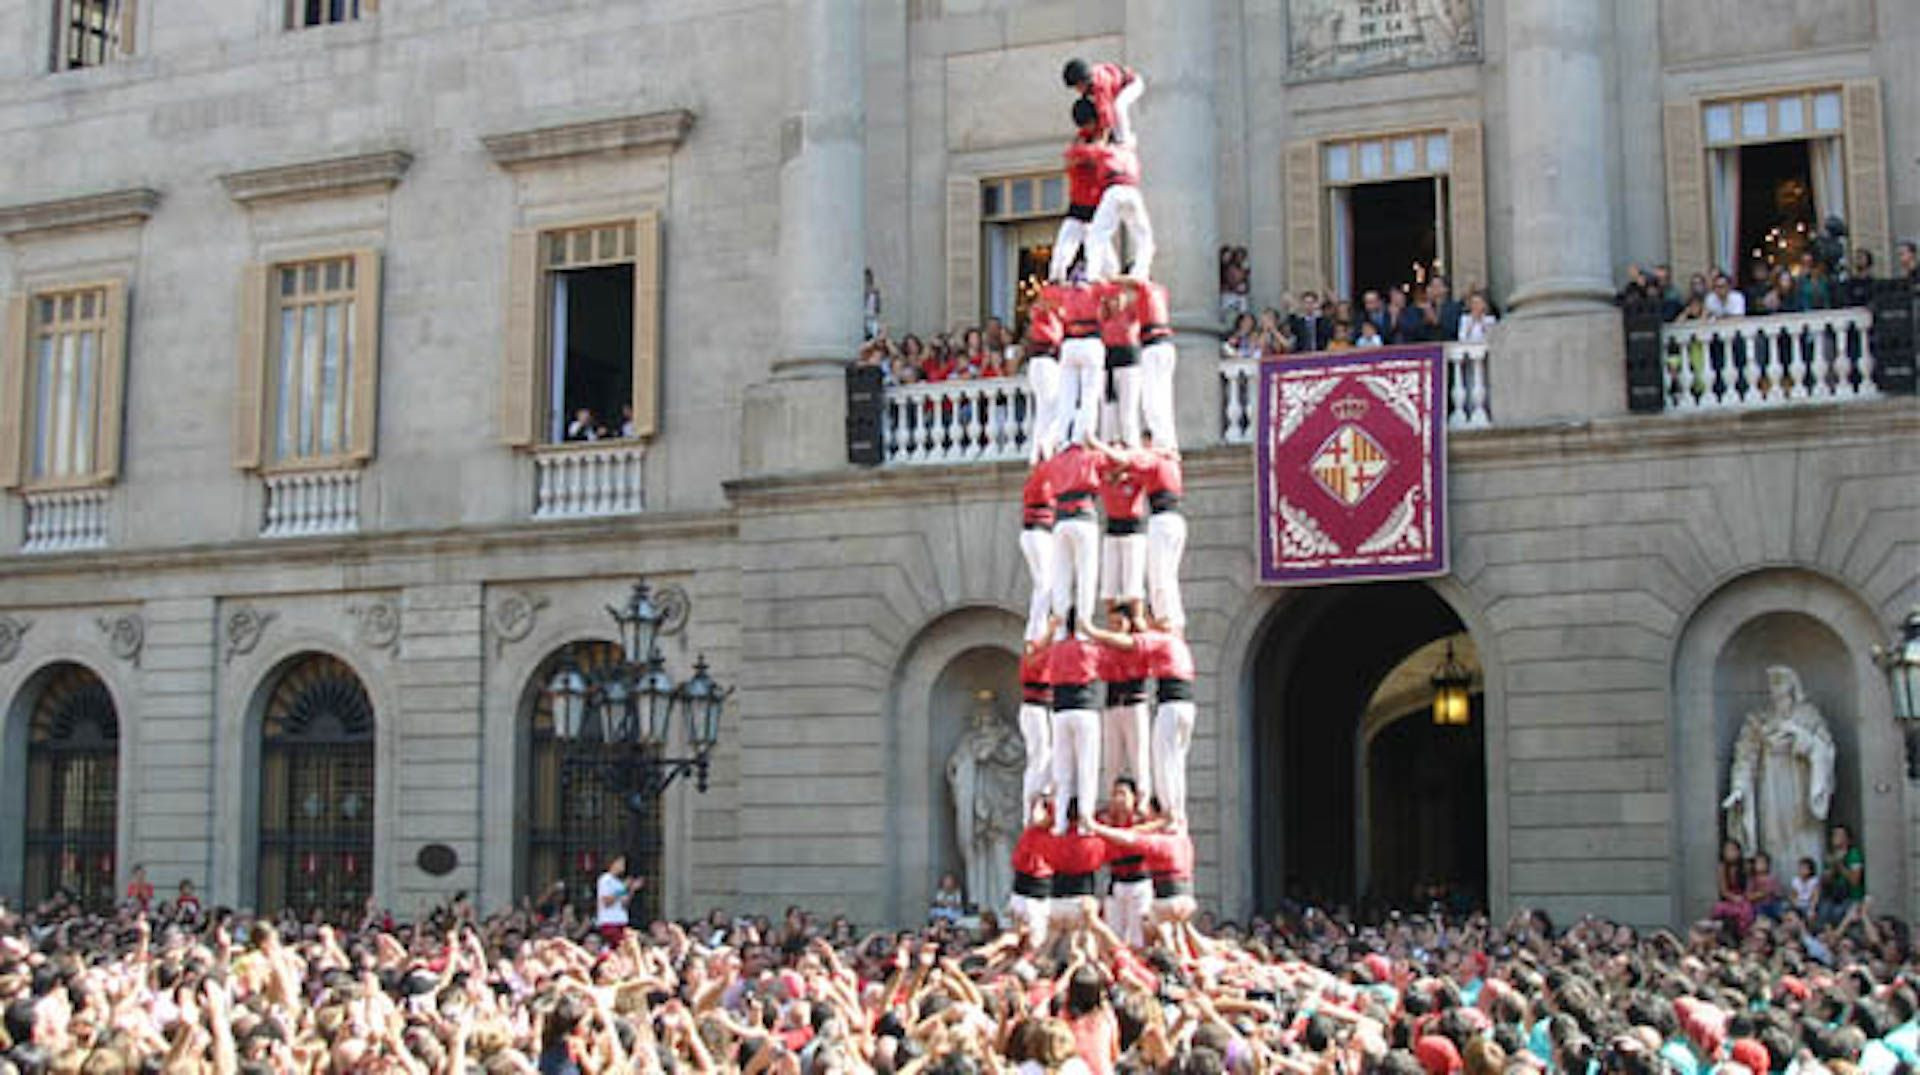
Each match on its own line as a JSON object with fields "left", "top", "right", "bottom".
{"left": 21, "top": 487, "right": 109, "bottom": 553}
{"left": 881, "top": 377, "right": 1034, "bottom": 466}
{"left": 262, "top": 467, "right": 361, "bottom": 537}
{"left": 1658, "top": 308, "right": 1879, "bottom": 412}
{"left": 1220, "top": 342, "right": 1495, "bottom": 445}
{"left": 533, "top": 441, "right": 647, "bottom": 518}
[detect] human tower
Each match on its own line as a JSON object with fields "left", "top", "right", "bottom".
{"left": 1006, "top": 59, "right": 1200, "bottom": 955}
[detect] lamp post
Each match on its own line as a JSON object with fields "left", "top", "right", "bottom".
{"left": 1430, "top": 641, "right": 1472, "bottom": 727}
{"left": 543, "top": 580, "right": 731, "bottom": 810}
{"left": 1872, "top": 608, "right": 1920, "bottom": 775}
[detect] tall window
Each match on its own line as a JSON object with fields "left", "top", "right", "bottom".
{"left": 523, "top": 642, "right": 663, "bottom": 925}
{"left": 501, "top": 213, "right": 662, "bottom": 448}
{"left": 23, "top": 664, "right": 118, "bottom": 910}
{"left": 1, "top": 281, "right": 128, "bottom": 491}
{"left": 258, "top": 655, "right": 374, "bottom": 919}
{"left": 980, "top": 174, "right": 1065, "bottom": 333}
{"left": 1700, "top": 90, "right": 1845, "bottom": 281}
{"left": 233, "top": 251, "right": 381, "bottom": 471}
{"left": 288, "top": 0, "right": 368, "bottom": 29}
{"left": 53, "top": 0, "right": 131, "bottom": 71}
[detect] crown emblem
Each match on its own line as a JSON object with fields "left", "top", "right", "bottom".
{"left": 1330, "top": 397, "right": 1369, "bottom": 421}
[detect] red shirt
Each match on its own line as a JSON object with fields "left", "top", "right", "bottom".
{"left": 1136, "top": 631, "right": 1194, "bottom": 682}
{"left": 1047, "top": 636, "right": 1102, "bottom": 687}
{"left": 1021, "top": 650, "right": 1050, "bottom": 703}
{"left": 1137, "top": 280, "right": 1172, "bottom": 341}
{"left": 1139, "top": 832, "right": 1194, "bottom": 880}
{"left": 1043, "top": 828, "right": 1116, "bottom": 876}
{"left": 1098, "top": 282, "right": 1141, "bottom": 349}
{"left": 1140, "top": 453, "right": 1183, "bottom": 500}
{"left": 921, "top": 355, "right": 956, "bottom": 382}
{"left": 1047, "top": 446, "right": 1103, "bottom": 500}
{"left": 1060, "top": 284, "right": 1101, "bottom": 338}
{"left": 1099, "top": 459, "right": 1148, "bottom": 521}
{"left": 1012, "top": 825, "right": 1056, "bottom": 878}
{"left": 1084, "top": 63, "right": 1137, "bottom": 136}
{"left": 1065, "top": 139, "right": 1106, "bottom": 209}
{"left": 1022, "top": 465, "right": 1055, "bottom": 528}
{"left": 1099, "top": 641, "right": 1149, "bottom": 684}
{"left": 1029, "top": 287, "right": 1067, "bottom": 350}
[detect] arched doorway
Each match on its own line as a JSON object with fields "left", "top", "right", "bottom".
{"left": 518, "top": 640, "right": 663, "bottom": 925}
{"left": 1251, "top": 582, "right": 1487, "bottom": 915}
{"left": 21, "top": 664, "right": 119, "bottom": 910}
{"left": 257, "top": 654, "right": 375, "bottom": 918}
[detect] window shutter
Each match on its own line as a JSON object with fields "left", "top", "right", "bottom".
{"left": 1446, "top": 124, "right": 1489, "bottom": 295}
{"left": 946, "top": 175, "right": 980, "bottom": 331}
{"left": 0, "top": 294, "right": 27, "bottom": 489}
{"left": 117, "top": 0, "right": 136, "bottom": 56}
{"left": 1842, "top": 80, "right": 1890, "bottom": 267}
{"left": 629, "top": 211, "right": 662, "bottom": 440}
{"left": 1663, "top": 100, "right": 1709, "bottom": 278}
{"left": 93, "top": 279, "right": 129, "bottom": 482}
{"left": 233, "top": 262, "right": 270, "bottom": 471}
{"left": 501, "top": 227, "right": 540, "bottom": 447}
{"left": 1284, "top": 140, "right": 1324, "bottom": 297}
{"left": 348, "top": 249, "right": 382, "bottom": 461}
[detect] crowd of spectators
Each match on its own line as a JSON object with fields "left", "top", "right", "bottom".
{"left": 855, "top": 321, "right": 1023, "bottom": 390}
{"left": 7, "top": 859, "right": 1920, "bottom": 1075}
{"left": 1619, "top": 240, "right": 1920, "bottom": 326}
{"left": 1219, "top": 276, "right": 1497, "bottom": 361}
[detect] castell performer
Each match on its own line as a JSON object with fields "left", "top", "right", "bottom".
{"left": 1090, "top": 436, "right": 1148, "bottom": 630}
{"left": 1008, "top": 798, "right": 1056, "bottom": 947}
{"left": 1097, "top": 278, "right": 1144, "bottom": 446}
{"left": 1085, "top": 617, "right": 1194, "bottom": 826}
{"left": 1051, "top": 281, "right": 1105, "bottom": 452}
{"left": 1134, "top": 277, "right": 1177, "bottom": 449}
{"left": 1043, "top": 611, "right": 1102, "bottom": 838}
{"left": 1097, "top": 777, "right": 1155, "bottom": 948}
{"left": 1024, "top": 282, "right": 1067, "bottom": 462}
{"left": 1042, "top": 442, "right": 1101, "bottom": 633}
{"left": 1020, "top": 460, "right": 1055, "bottom": 643}
{"left": 1016, "top": 642, "right": 1053, "bottom": 812}
{"left": 1041, "top": 814, "right": 1114, "bottom": 934}
{"left": 1049, "top": 98, "right": 1107, "bottom": 284}
{"left": 1063, "top": 57, "right": 1144, "bottom": 148}
{"left": 1140, "top": 436, "right": 1185, "bottom": 632}
{"left": 1097, "top": 609, "right": 1152, "bottom": 805}
{"left": 1084, "top": 123, "right": 1152, "bottom": 282}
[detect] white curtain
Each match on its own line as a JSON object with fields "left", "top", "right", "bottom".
{"left": 1329, "top": 187, "right": 1353, "bottom": 301}
{"left": 1708, "top": 147, "right": 1740, "bottom": 277}
{"left": 1808, "top": 136, "right": 1846, "bottom": 231}
{"left": 984, "top": 225, "right": 1010, "bottom": 325}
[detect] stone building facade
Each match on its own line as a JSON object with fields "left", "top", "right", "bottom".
{"left": 0, "top": 0, "right": 1914, "bottom": 928}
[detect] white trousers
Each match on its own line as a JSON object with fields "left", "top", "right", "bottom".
{"left": 1141, "top": 340, "right": 1178, "bottom": 449}
{"left": 1151, "top": 699, "right": 1195, "bottom": 825}
{"left": 1008, "top": 893, "right": 1049, "bottom": 947}
{"left": 1087, "top": 185, "right": 1155, "bottom": 281}
{"left": 1050, "top": 706, "right": 1101, "bottom": 832}
{"left": 1024, "top": 355, "right": 1062, "bottom": 462}
{"left": 1100, "top": 697, "right": 1152, "bottom": 803}
{"left": 1018, "top": 701, "right": 1053, "bottom": 809}
{"left": 1050, "top": 515, "right": 1100, "bottom": 631}
{"left": 1050, "top": 216, "right": 1090, "bottom": 281}
{"left": 1106, "top": 878, "right": 1154, "bottom": 948}
{"left": 1054, "top": 338, "right": 1105, "bottom": 449}
{"left": 1146, "top": 512, "right": 1187, "bottom": 629}
{"left": 1100, "top": 532, "right": 1146, "bottom": 602}
{"left": 1020, "top": 528, "right": 1056, "bottom": 642}
{"left": 1101, "top": 363, "right": 1143, "bottom": 446}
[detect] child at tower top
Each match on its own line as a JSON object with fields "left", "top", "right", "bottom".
{"left": 1063, "top": 57, "right": 1144, "bottom": 146}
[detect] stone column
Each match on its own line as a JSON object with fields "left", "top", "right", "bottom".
{"left": 744, "top": 0, "right": 866, "bottom": 475}
{"left": 1492, "top": 0, "right": 1626, "bottom": 422}
{"left": 1126, "top": 0, "right": 1221, "bottom": 450}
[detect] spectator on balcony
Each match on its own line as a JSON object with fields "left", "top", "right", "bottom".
{"left": 1332, "top": 297, "right": 1355, "bottom": 332}
{"left": 1327, "top": 320, "right": 1355, "bottom": 351}
{"left": 1219, "top": 244, "right": 1251, "bottom": 322}
{"left": 1354, "top": 318, "right": 1384, "bottom": 349}
{"left": 1386, "top": 286, "right": 1422, "bottom": 344}
{"left": 565, "top": 408, "right": 601, "bottom": 442}
{"left": 922, "top": 337, "right": 959, "bottom": 382}
{"left": 959, "top": 327, "right": 992, "bottom": 379}
{"left": 1290, "top": 291, "right": 1333, "bottom": 353}
{"left": 1257, "top": 307, "right": 1295, "bottom": 357}
{"left": 1223, "top": 312, "right": 1260, "bottom": 359}
{"left": 1358, "top": 289, "right": 1392, "bottom": 341}
{"left": 865, "top": 267, "right": 882, "bottom": 340}
{"left": 1898, "top": 240, "right": 1918, "bottom": 284}
{"left": 1704, "top": 274, "right": 1747, "bottom": 319}
{"left": 1652, "top": 264, "right": 1684, "bottom": 320}
{"left": 986, "top": 317, "right": 1018, "bottom": 365}
{"left": 618, "top": 404, "right": 636, "bottom": 440}
{"left": 1843, "top": 249, "right": 1878, "bottom": 307}
{"left": 1456, "top": 292, "right": 1497, "bottom": 343}
{"left": 1760, "top": 269, "right": 1802, "bottom": 315}
{"left": 1419, "top": 276, "right": 1464, "bottom": 342}
{"left": 858, "top": 324, "right": 898, "bottom": 371}
{"left": 1744, "top": 260, "right": 1774, "bottom": 312}
{"left": 1794, "top": 252, "right": 1833, "bottom": 311}
{"left": 1616, "top": 262, "right": 1655, "bottom": 307}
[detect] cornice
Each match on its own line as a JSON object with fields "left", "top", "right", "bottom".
{"left": 219, "top": 150, "right": 412, "bottom": 206}
{"left": 481, "top": 109, "right": 695, "bottom": 169}
{"left": 0, "top": 188, "right": 160, "bottom": 240}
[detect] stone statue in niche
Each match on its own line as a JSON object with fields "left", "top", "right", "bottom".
{"left": 946, "top": 689, "right": 1026, "bottom": 910}
{"left": 1723, "top": 665, "right": 1837, "bottom": 872}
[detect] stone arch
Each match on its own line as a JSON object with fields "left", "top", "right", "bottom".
{"left": 0, "top": 658, "right": 129, "bottom": 909}
{"left": 881, "top": 604, "right": 1025, "bottom": 925}
{"left": 1671, "top": 567, "right": 1903, "bottom": 924}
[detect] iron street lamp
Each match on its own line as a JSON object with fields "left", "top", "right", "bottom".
{"left": 1872, "top": 608, "right": 1920, "bottom": 776}
{"left": 1430, "top": 641, "right": 1472, "bottom": 727}
{"left": 543, "top": 579, "right": 731, "bottom": 809}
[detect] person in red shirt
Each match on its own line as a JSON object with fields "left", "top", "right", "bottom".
{"left": 1041, "top": 817, "right": 1116, "bottom": 932}
{"left": 1096, "top": 280, "right": 1143, "bottom": 446}
{"left": 1090, "top": 435, "right": 1148, "bottom": 629}
{"left": 1132, "top": 278, "right": 1178, "bottom": 449}
{"left": 1025, "top": 283, "right": 1067, "bottom": 463}
{"left": 1096, "top": 610, "right": 1152, "bottom": 808}
{"left": 1042, "top": 612, "right": 1103, "bottom": 838}
{"left": 1053, "top": 282, "right": 1106, "bottom": 452}
{"left": 1050, "top": 98, "right": 1108, "bottom": 284}
{"left": 1085, "top": 618, "right": 1195, "bottom": 828}
{"left": 1063, "top": 58, "right": 1144, "bottom": 147}
{"left": 1017, "top": 640, "right": 1054, "bottom": 814}
{"left": 1084, "top": 810, "right": 1195, "bottom": 949}
{"left": 1021, "top": 462, "right": 1057, "bottom": 644}
{"left": 1044, "top": 443, "right": 1102, "bottom": 634}
{"left": 1009, "top": 798, "right": 1057, "bottom": 947}
{"left": 1138, "top": 436, "right": 1186, "bottom": 632}
{"left": 1097, "top": 777, "right": 1155, "bottom": 948}
{"left": 1085, "top": 139, "right": 1153, "bottom": 282}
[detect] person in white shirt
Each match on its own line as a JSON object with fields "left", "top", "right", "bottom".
{"left": 1704, "top": 274, "right": 1747, "bottom": 319}
{"left": 595, "top": 854, "right": 632, "bottom": 943}
{"left": 1456, "top": 291, "right": 1498, "bottom": 343}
